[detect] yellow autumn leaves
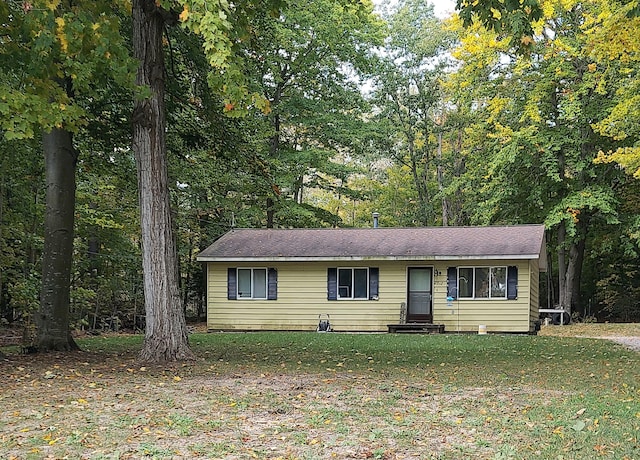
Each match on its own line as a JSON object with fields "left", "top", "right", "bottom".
{"left": 179, "top": 4, "right": 189, "bottom": 22}
{"left": 55, "top": 17, "right": 68, "bottom": 52}
{"left": 44, "top": 0, "right": 61, "bottom": 9}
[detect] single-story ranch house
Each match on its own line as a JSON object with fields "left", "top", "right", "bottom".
{"left": 197, "top": 224, "right": 547, "bottom": 333}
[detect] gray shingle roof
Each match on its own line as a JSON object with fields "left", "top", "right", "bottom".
{"left": 197, "top": 225, "right": 546, "bottom": 267}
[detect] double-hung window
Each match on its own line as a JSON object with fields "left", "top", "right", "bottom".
{"left": 450, "top": 266, "right": 516, "bottom": 300}
{"left": 227, "top": 268, "right": 277, "bottom": 300}
{"left": 327, "top": 267, "right": 379, "bottom": 301}
{"left": 338, "top": 268, "right": 369, "bottom": 299}
{"left": 237, "top": 268, "right": 267, "bottom": 299}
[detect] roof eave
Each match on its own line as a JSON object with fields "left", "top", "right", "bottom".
{"left": 197, "top": 254, "right": 543, "bottom": 263}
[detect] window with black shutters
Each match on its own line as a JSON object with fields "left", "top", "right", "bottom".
{"left": 227, "top": 268, "right": 277, "bottom": 300}
{"left": 448, "top": 266, "right": 517, "bottom": 300}
{"left": 328, "top": 267, "right": 379, "bottom": 300}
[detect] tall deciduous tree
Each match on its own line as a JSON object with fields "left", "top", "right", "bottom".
{"left": 132, "top": 0, "right": 285, "bottom": 361}
{"left": 132, "top": 0, "right": 193, "bottom": 362}
{"left": 371, "top": 0, "right": 456, "bottom": 226}
{"left": 0, "top": 0, "right": 134, "bottom": 350}
{"left": 242, "top": 0, "right": 384, "bottom": 228}
{"left": 449, "top": 0, "right": 631, "bottom": 316}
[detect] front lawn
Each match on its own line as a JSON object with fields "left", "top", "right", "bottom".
{"left": 1, "top": 330, "right": 638, "bottom": 459}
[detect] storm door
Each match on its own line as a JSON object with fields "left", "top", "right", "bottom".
{"left": 407, "top": 267, "right": 433, "bottom": 323}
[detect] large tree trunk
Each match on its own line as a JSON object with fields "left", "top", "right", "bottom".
{"left": 132, "top": 0, "right": 193, "bottom": 362}
{"left": 37, "top": 128, "right": 79, "bottom": 351}
{"left": 0, "top": 167, "right": 5, "bottom": 323}
{"left": 556, "top": 219, "right": 587, "bottom": 317}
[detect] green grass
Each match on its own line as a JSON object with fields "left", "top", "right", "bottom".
{"left": 2, "top": 330, "right": 639, "bottom": 459}
{"left": 184, "top": 332, "right": 636, "bottom": 391}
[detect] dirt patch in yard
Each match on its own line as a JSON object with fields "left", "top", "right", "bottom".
{"left": 2, "top": 327, "right": 638, "bottom": 459}
{"left": 0, "top": 351, "right": 560, "bottom": 460}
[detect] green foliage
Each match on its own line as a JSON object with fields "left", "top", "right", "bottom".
{"left": 178, "top": 0, "right": 285, "bottom": 114}
{"left": 447, "top": 0, "right": 640, "bottom": 316}
{"left": 2, "top": 0, "right": 640, "bottom": 331}
{"left": 233, "top": 0, "right": 384, "bottom": 227}
{"left": 0, "top": 138, "right": 44, "bottom": 323}
{"left": 0, "top": 0, "right": 136, "bottom": 139}
{"left": 369, "top": 0, "right": 459, "bottom": 226}
{"left": 456, "top": 0, "right": 543, "bottom": 50}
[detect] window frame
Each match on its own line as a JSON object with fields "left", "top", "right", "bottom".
{"left": 337, "top": 267, "right": 369, "bottom": 300}
{"left": 236, "top": 267, "right": 268, "bottom": 300}
{"left": 457, "top": 266, "right": 508, "bottom": 300}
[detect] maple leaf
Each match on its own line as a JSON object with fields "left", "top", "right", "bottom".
{"left": 179, "top": 6, "right": 189, "bottom": 22}
{"left": 520, "top": 35, "right": 534, "bottom": 46}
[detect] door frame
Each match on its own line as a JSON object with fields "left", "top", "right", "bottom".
{"left": 406, "top": 266, "right": 433, "bottom": 323}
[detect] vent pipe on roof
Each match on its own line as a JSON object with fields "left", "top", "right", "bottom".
{"left": 372, "top": 212, "right": 379, "bottom": 228}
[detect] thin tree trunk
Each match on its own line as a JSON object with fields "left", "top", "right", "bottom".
{"left": 266, "top": 82, "right": 284, "bottom": 229}
{"left": 566, "top": 240, "right": 584, "bottom": 314}
{"left": 407, "top": 138, "right": 430, "bottom": 226}
{"left": 437, "top": 131, "right": 448, "bottom": 226}
{"left": 560, "top": 241, "right": 581, "bottom": 317}
{"left": 183, "top": 232, "right": 192, "bottom": 312}
{"left": 557, "top": 221, "right": 567, "bottom": 309}
{"left": 132, "top": 0, "right": 193, "bottom": 362}
{"left": 37, "top": 128, "right": 79, "bottom": 351}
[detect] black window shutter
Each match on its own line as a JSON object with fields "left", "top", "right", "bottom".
{"left": 447, "top": 267, "right": 457, "bottom": 299}
{"left": 369, "top": 267, "right": 379, "bottom": 300}
{"left": 227, "top": 268, "right": 237, "bottom": 300}
{"left": 267, "top": 268, "right": 278, "bottom": 300}
{"left": 507, "top": 266, "right": 518, "bottom": 300}
{"left": 327, "top": 268, "right": 337, "bottom": 300}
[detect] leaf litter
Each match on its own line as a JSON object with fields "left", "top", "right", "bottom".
{"left": 0, "top": 356, "right": 534, "bottom": 458}
{"left": 1, "top": 329, "right": 638, "bottom": 459}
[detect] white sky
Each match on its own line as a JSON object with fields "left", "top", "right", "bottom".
{"left": 430, "top": 0, "right": 456, "bottom": 19}
{"left": 373, "top": 0, "right": 457, "bottom": 19}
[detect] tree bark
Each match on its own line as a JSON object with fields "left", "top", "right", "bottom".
{"left": 0, "top": 166, "right": 5, "bottom": 322}
{"left": 557, "top": 221, "right": 567, "bottom": 309}
{"left": 266, "top": 93, "right": 282, "bottom": 228}
{"left": 132, "top": 0, "right": 193, "bottom": 362}
{"left": 557, "top": 219, "right": 587, "bottom": 317}
{"left": 437, "top": 131, "right": 448, "bottom": 226}
{"left": 38, "top": 128, "right": 80, "bottom": 351}
{"left": 570, "top": 235, "right": 586, "bottom": 314}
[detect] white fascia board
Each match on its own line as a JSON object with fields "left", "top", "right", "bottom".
{"left": 196, "top": 254, "right": 542, "bottom": 263}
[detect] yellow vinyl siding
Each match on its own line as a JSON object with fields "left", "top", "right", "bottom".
{"left": 432, "top": 261, "right": 532, "bottom": 333}
{"left": 208, "top": 262, "right": 399, "bottom": 331}
{"left": 206, "top": 259, "right": 538, "bottom": 333}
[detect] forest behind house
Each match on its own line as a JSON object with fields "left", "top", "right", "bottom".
{"left": 1, "top": 0, "right": 640, "bottom": 350}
